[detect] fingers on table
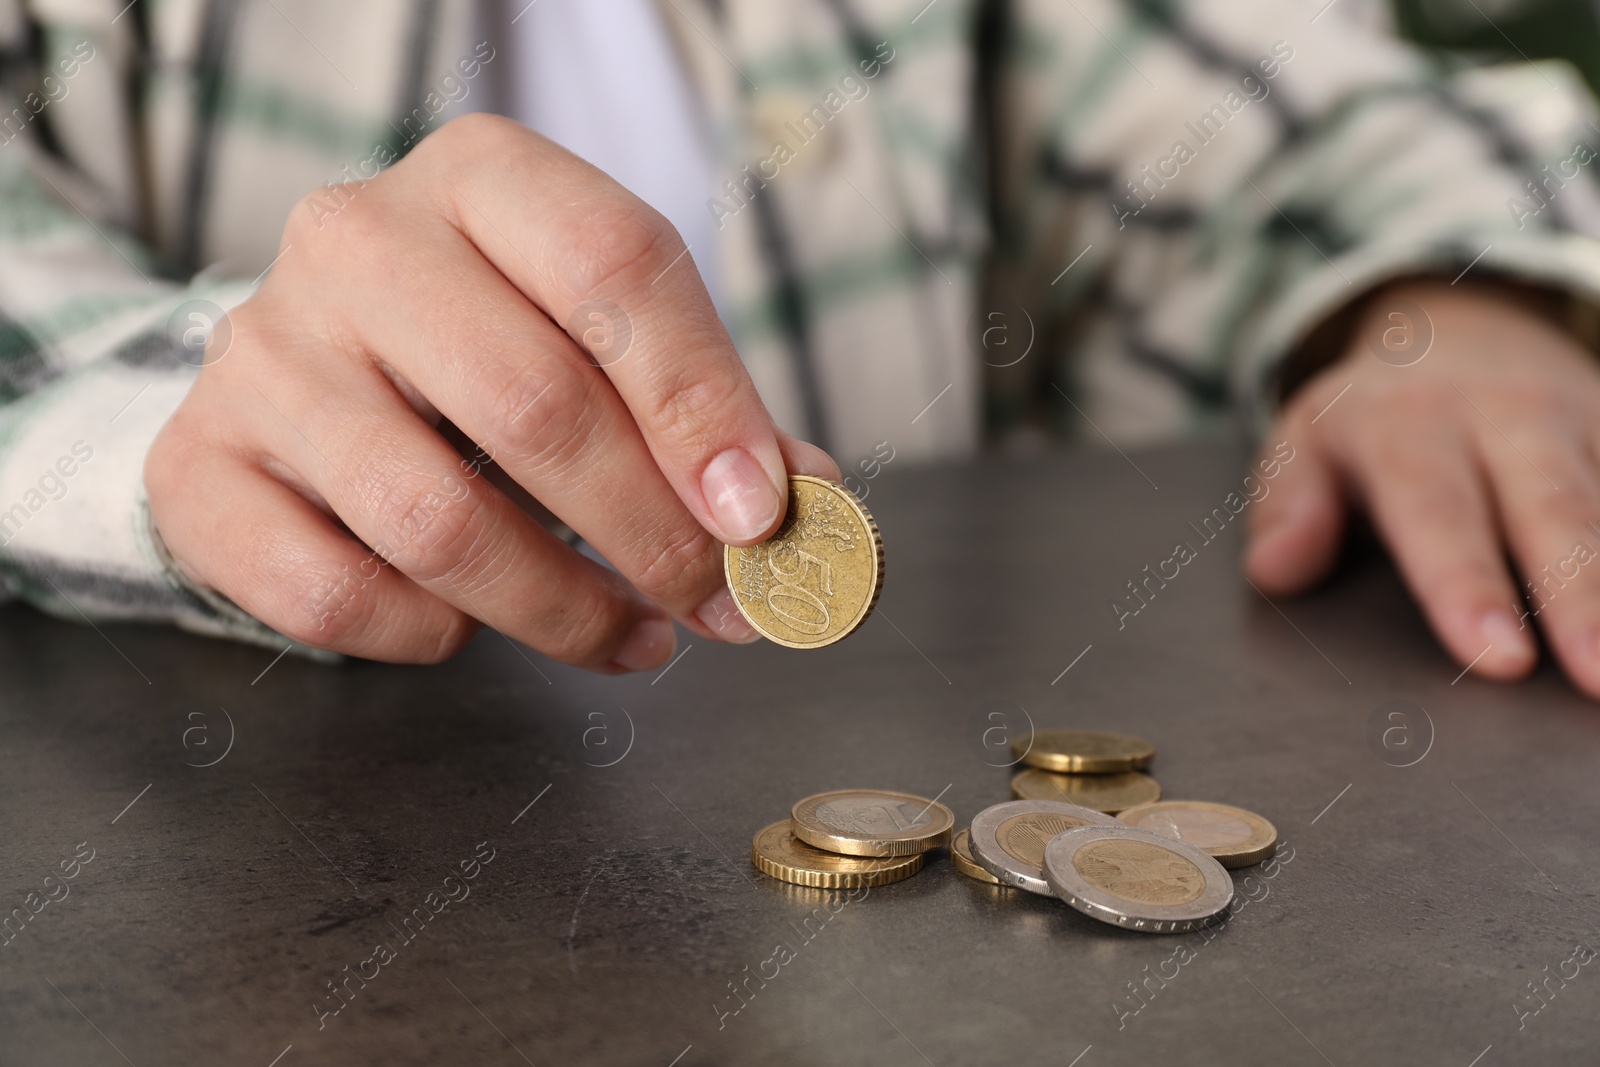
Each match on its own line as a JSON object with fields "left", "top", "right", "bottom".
{"left": 1349, "top": 416, "right": 1536, "bottom": 680}
{"left": 1474, "top": 420, "right": 1600, "bottom": 695}
{"left": 1244, "top": 413, "right": 1347, "bottom": 596}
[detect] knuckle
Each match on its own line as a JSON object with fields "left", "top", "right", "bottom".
{"left": 288, "top": 180, "right": 387, "bottom": 258}
{"left": 413, "top": 611, "right": 479, "bottom": 664}
{"left": 1498, "top": 377, "right": 1566, "bottom": 418}
{"left": 287, "top": 183, "right": 353, "bottom": 242}
{"left": 281, "top": 192, "right": 323, "bottom": 248}
{"left": 420, "top": 112, "right": 516, "bottom": 164}
{"left": 1378, "top": 378, "right": 1453, "bottom": 420}
{"left": 1371, "top": 436, "right": 1444, "bottom": 484}
{"left": 274, "top": 558, "right": 377, "bottom": 651}
{"left": 269, "top": 548, "right": 478, "bottom": 662}
{"left": 640, "top": 370, "right": 740, "bottom": 447}
{"left": 1527, "top": 479, "right": 1587, "bottom": 528}
{"left": 369, "top": 472, "right": 483, "bottom": 583}
{"left": 485, "top": 362, "right": 602, "bottom": 475}
{"left": 199, "top": 311, "right": 261, "bottom": 383}
{"left": 367, "top": 602, "right": 477, "bottom": 664}
{"left": 218, "top": 304, "right": 282, "bottom": 376}
{"left": 143, "top": 415, "right": 200, "bottom": 510}
{"left": 626, "top": 522, "right": 719, "bottom": 605}
{"left": 537, "top": 580, "right": 632, "bottom": 666}
{"left": 214, "top": 297, "right": 260, "bottom": 344}
{"left": 560, "top": 200, "right": 678, "bottom": 299}
{"left": 1349, "top": 422, "right": 1417, "bottom": 474}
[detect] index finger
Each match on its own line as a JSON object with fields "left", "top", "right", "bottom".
{"left": 411, "top": 115, "right": 795, "bottom": 547}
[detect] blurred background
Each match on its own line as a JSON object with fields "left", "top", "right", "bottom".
{"left": 1393, "top": 0, "right": 1600, "bottom": 93}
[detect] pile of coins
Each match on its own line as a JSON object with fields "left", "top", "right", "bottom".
{"left": 727, "top": 481, "right": 1278, "bottom": 933}
{"left": 962, "top": 729, "right": 1278, "bottom": 931}
{"left": 751, "top": 789, "right": 954, "bottom": 889}
{"left": 751, "top": 731, "right": 1278, "bottom": 935}
{"left": 1008, "top": 729, "right": 1160, "bottom": 812}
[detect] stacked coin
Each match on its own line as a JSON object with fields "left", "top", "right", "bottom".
{"left": 1116, "top": 799, "right": 1279, "bottom": 869}
{"left": 1009, "top": 729, "right": 1160, "bottom": 813}
{"left": 751, "top": 789, "right": 955, "bottom": 888}
{"left": 945, "top": 729, "right": 1279, "bottom": 933}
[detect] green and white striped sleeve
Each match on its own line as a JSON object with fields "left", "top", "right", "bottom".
{"left": 1000, "top": 0, "right": 1600, "bottom": 439}
{"left": 0, "top": 25, "right": 293, "bottom": 652}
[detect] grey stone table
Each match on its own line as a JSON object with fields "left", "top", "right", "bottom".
{"left": 3, "top": 440, "right": 1598, "bottom": 1066}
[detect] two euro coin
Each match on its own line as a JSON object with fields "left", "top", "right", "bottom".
{"left": 964, "top": 799, "right": 1238, "bottom": 932}
{"left": 967, "top": 800, "right": 1115, "bottom": 895}
{"left": 1044, "top": 824, "right": 1234, "bottom": 933}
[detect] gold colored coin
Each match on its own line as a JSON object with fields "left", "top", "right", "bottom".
{"left": 1071, "top": 838, "right": 1207, "bottom": 907}
{"left": 1011, "top": 768, "right": 1161, "bottom": 814}
{"left": 750, "top": 821, "right": 924, "bottom": 888}
{"left": 949, "top": 828, "right": 1004, "bottom": 886}
{"left": 723, "top": 476, "right": 884, "bottom": 648}
{"left": 790, "top": 789, "right": 954, "bottom": 857}
{"left": 994, "top": 811, "right": 1102, "bottom": 868}
{"left": 1117, "top": 800, "right": 1278, "bottom": 869}
{"left": 1014, "top": 729, "right": 1154, "bottom": 774}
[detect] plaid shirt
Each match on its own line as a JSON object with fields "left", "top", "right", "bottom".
{"left": 2, "top": 0, "right": 1600, "bottom": 652}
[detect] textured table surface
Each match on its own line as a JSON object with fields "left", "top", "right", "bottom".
{"left": 3, "top": 440, "right": 1598, "bottom": 1067}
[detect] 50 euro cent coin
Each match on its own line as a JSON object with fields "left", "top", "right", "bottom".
{"left": 949, "top": 829, "right": 1005, "bottom": 886}
{"left": 724, "top": 476, "right": 884, "bottom": 648}
{"left": 751, "top": 821, "right": 924, "bottom": 889}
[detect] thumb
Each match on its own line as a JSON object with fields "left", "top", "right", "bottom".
{"left": 1244, "top": 429, "right": 1346, "bottom": 595}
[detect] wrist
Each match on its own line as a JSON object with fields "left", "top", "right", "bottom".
{"left": 1276, "top": 275, "right": 1580, "bottom": 400}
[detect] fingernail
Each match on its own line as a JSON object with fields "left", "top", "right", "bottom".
{"left": 695, "top": 586, "right": 761, "bottom": 644}
{"left": 1255, "top": 486, "right": 1314, "bottom": 537}
{"left": 701, "top": 448, "right": 781, "bottom": 543}
{"left": 1480, "top": 609, "right": 1533, "bottom": 666}
{"left": 1246, "top": 518, "right": 1287, "bottom": 559}
{"left": 611, "top": 617, "right": 677, "bottom": 671}
{"left": 1245, "top": 516, "right": 1294, "bottom": 573}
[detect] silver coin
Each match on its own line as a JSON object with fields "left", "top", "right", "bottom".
{"left": 968, "top": 800, "right": 1116, "bottom": 895}
{"left": 1042, "top": 824, "right": 1233, "bottom": 933}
